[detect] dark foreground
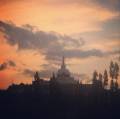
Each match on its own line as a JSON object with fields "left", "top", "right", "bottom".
{"left": 0, "top": 90, "right": 120, "bottom": 119}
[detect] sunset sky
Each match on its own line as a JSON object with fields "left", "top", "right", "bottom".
{"left": 0, "top": 0, "right": 120, "bottom": 89}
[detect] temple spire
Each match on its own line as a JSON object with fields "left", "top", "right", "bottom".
{"left": 61, "top": 56, "right": 66, "bottom": 69}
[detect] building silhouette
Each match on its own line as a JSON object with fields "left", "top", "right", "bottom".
{"left": 7, "top": 58, "right": 119, "bottom": 96}
{"left": 50, "top": 56, "right": 78, "bottom": 84}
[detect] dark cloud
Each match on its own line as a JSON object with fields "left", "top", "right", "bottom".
{"left": 0, "top": 20, "right": 67, "bottom": 51}
{"left": 0, "top": 20, "right": 106, "bottom": 60}
{"left": 0, "top": 62, "right": 7, "bottom": 71}
{"left": 101, "top": 15, "right": 120, "bottom": 37}
{"left": 92, "top": 0, "right": 120, "bottom": 12}
{"left": 78, "top": 15, "right": 120, "bottom": 47}
{"left": 45, "top": 48, "right": 106, "bottom": 64}
{"left": 23, "top": 69, "right": 53, "bottom": 79}
{"left": 0, "top": 20, "right": 53, "bottom": 50}
{"left": 0, "top": 60, "right": 16, "bottom": 71}
{"left": 23, "top": 65, "right": 57, "bottom": 79}
{"left": 109, "top": 50, "right": 120, "bottom": 56}
{"left": 8, "top": 60, "right": 16, "bottom": 67}
{"left": 23, "top": 69, "right": 34, "bottom": 77}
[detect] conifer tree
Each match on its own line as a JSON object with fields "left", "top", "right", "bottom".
{"left": 103, "top": 69, "right": 108, "bottom": 88}
{"left": 109, "top": 61, "right": 114, "bottom": 80}
{"left": 110, "top": 79, "right": 114, "bottom": 91}
{"left": 114, "top": 62, "right": 119, "bottom": 80}
{"left": 92, "top": 70, "right": 98, "bottom": 85}
{"left": 98, "top": 73, "right": 103, "bottom": 88}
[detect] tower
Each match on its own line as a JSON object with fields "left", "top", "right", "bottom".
{"left": 61, "top": 56, "right": 66, "bottom": 69}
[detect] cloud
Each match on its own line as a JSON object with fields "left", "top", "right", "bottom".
{"left": 23, "top": 64, "right": 57, "bottom": 78}
{"left": 80, "top": 14, "right": 120, "bottom": 39}
{"left": 23, "top": 69, "right": 34, "bottom": 77}
{"left": 0, "top": 20, "right": 53, "bottom": 50}
{"left": 0, "top": 62, "right": 7, "bottom": 71}
{"left": 0, "top": 20, "right": 81, "bottom": 51}
{"left": 8, "top": 60, "right": 16, "bottom": 67}
{"left": 101, "top": 15, "right": 120, "bottom": 36}
{"left": 45, "top": 49, "right": 106, "bottom": 64}
{"left": 77, "top": 14, "right": 120, "bottom": 51}
{"left": 0, "top": 20, "right": 108, "bottom": 61}
{"left": 0, "top": 60, "right": 16, "bottom": 71}
{"left": 92, "top": 0, "right": 120, "bottom": 12}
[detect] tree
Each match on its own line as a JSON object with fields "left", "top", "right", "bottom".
{"left": 98, "top": 73, "right": 103, "bottom": 88}
{"left": 109, "top": 61, "right": 119, "bottom": 91}
{"left": 114, "top": 62, "right": 119, "bottom": 80}
{"left": 109, "top": 61, "right": 114, "bottom": 79}
{"left": 110, "top": 79, "right": 114, "bottom": 91}
{"left": 114, "top": 80, "right": 118, "bottom": 91}
{"left": 34, "top": 72, "right": 40, "bottom": 81}
{"left": 103, "top": 69, "right": 108, "bottom": 88}
{"left": 92, "top": 70, "right": 98, "bottom": 85}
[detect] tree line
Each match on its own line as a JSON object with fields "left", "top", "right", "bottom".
{"left": 92, "top": 61, "right": 119, "bottom": 91}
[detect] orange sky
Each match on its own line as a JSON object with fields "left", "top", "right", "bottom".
{"left": 0, "top": 0, "right": 120, "bottom": 89}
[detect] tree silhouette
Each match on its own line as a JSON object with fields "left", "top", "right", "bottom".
{"left": 92, "top": 70, "right": 98, "bottom": 86}
{"left": 109, "top": 61, "right": 114, "bottom": 80}
{"left": 93, "top": 70, "right": 98, "bottom": 80}
{"left": 110, "top": 79, "right": 114, "bottom": 92}
{"left": 114, "top": 62, "right": 119, "bottom": 80}
{"left": 114, "top": 80, "right": 118, "bottom": 91}
{"left": 98, "top": 73, "right": 103, "bottom": 88}
{"left": 34, "top": 72, "right": 40, "bottom": 81}
{"left": 109, "top": 61, "right": 119, "bottom": 91}
{"left": 103, "top": 69, "right": 108, "bottom": 88}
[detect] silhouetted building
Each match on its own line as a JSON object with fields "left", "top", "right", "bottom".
{"left": 32, "top": 72, "right": 49, "bottom": 95}
{"left": 51, "top": 56, "right": 78, "bottom": 84}
{"left": 7, "top": 59, "right": 119, "bottom": 96}
{"left": 50, "top": 57, "right": 79, "bottom": 95}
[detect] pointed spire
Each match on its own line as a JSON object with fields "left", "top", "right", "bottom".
{"left": 63, "top": 56, "right": 65, "bottom": 65}
{"left": 61, "top": 56, "right": 66, "bottom": 69}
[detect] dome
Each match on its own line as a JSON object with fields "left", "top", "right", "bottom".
{"left": 57, "top": 56, "right": 71, "bottom": 77}
{"left": 57, "top": 67, "right": 70, "bottom": 76}
{"left": 53, "top": 56, "right": 78, "bottom": 84}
